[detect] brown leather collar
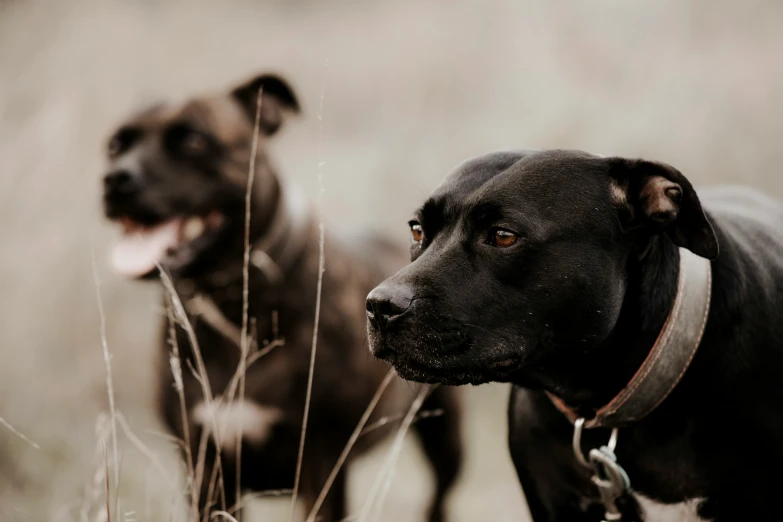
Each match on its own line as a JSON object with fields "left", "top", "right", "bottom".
{"left": 548, "top": 247, "right": 712, "bottom": 429}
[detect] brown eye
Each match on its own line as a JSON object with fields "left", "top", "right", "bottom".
{"left": 182, "top": 132, "right": 209, "bottom": 154}
{"left": 492, "top": 229, "right": 518, "bottom": 247}
{"left": 107, "top": 137, "right": 122, "bottom": 158}
{"left": 410, "top": 222, "right": 424, "bottom": 243}
{"left": 107, "top": 127, "right": 141, "bottom": 158}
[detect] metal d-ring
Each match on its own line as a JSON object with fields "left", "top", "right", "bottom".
{"left": 572, "top": 417, "right": 618, "bottom": 468}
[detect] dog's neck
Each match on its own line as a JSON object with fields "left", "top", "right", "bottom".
{"left": 174, "top": 174, "right": 312, "bottom": 302}
{"left": 517, "top": 235, "right": 681, "bottom": 414}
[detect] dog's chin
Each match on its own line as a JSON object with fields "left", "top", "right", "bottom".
{"left": 107, "top": 211, "right": 225, "bottom": 279}
{"left": 373, "top": 344, "right": 521, "bottom": 386}
{"left": 391, "top": 362, "right": 491, "bottom": 386}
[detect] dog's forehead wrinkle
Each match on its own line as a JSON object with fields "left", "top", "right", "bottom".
{"left": 440, "top": 152, "right": 609, "bottom": 227}
{"left": 435, "top": 150, "right": 534, "bottom": 202}
{"left": 172, "top": 99, "right": 229, "bottom": 136}
{"left": 140, "top": 96, "right": 251, "bottom": 147}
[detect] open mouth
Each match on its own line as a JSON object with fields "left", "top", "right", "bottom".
{"left": 110, "top": 211, "right": 224, "bottom": 277}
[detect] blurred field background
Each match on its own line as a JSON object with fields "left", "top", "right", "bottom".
{"left": 1, "top": 0, "right": 782, "bottom": 520}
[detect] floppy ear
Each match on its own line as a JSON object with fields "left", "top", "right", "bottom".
{"left": 607, "top": 157, "right": 719, "bottom": 260}
{"left": 230, "top": 73, "right": 301, "bottom": 135}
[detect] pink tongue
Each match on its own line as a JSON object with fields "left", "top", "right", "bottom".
{"left": 111, "top": 220, "right": 181, "bottom": 277}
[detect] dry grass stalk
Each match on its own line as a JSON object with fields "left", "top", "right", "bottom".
{"left": 165, "top": 297, "right": 197, "bottom": 519}
{"left": 143, "top": 428, "right": 187, "bottom": 450}
{"left": 159, "top": 268, "right": 220, "bottom": 444}
{"left": 288, "top": 57, "right": 329, "bottom": 522}
{"left": 357, "top": 385, "right": 433, "bottom": 522}
{"left": 114, "top": 454, "right": 126, "bottom": 522}
{"left": 90, "top": 242, "right": 120, "bottom": 498}
{"left": 159, "top": 266, "right": 229, "bottom": 517}
{"left": 115, "top": 413, "right": 177, "bottom": 489}
{"left": 103, "top": 437, "right": 112, "bottom": 522}
{"left": 193, "top": 424, "right": 211, "bottom": 521}
{"left": 358, "top": 408, "right": 444, "bottom": 438}
{"left": 245, "top": 338, "right": 284, "bottom": 369}
{"left": 228, "top": 489, "right": 293, "bottom": 515}
{"left": 203, "top": 454, "right": 227, "bottom": 522}
{"left": 209, "top": 511, "right": 239, "bottom": 522}
{"left": 304, "top": 369, "right": 396, "bottom": 522}
{"left": 80, "top": 417, "right": 112, "bottom": 522}
{"left": 0, "top": 414, "right": 40, "bottom": 449}
{"left": 233, "top": 85, "right": 265, "bottom": 516}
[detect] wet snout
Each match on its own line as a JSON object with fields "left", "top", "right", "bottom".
{"left": 366, "top": 281, "right": 415, "bottom": 332}
{"left": 103, "top": 152, "right": 145, "bottom": 211}
{"left": 104, "top": 168, "right": 141, "bottom": 198}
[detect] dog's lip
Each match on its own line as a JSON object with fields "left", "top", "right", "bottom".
{"left": 389, "top": 357, "right": 488, "bottom": 386}
{"left": 112, "top": 211, "right": 223, "bottom": 232}
{"left": 109, "top": 211, "right": 225, "bottom": 277}
{"left": 487, "top": 357, "right": 520, "bottom": 370}
{"left": 380, "top": 349, "right": 521, "bottom": 383}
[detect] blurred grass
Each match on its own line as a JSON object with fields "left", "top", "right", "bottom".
{"left": 1, "top": 0, "right": 782, "bottom": 520}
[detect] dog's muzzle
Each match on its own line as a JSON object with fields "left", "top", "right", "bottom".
{"left": 365, "top": 283, "right": 415, "bottom": 332}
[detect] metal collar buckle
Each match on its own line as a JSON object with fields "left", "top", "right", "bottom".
{"left": 573, "top": 418, "right": 631, "bottom": 522}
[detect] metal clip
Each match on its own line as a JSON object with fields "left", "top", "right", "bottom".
{"left": 590, "top": 445, "right": 631, "bottom": 521}
{"left": 573, "top": 418, "right": 631, "bottom": 522}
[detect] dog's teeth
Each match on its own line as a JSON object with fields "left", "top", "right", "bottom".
{"left": 183, "top": 217, "right": 205, "bottom": 241}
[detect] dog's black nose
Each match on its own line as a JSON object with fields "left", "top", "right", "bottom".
{"left": 103, "top": 170, "right": 139, "bottom": 195}
{"left": 366, "top": 283, "right": 414, "bottom": 330}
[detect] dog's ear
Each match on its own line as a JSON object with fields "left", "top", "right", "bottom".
{"left": 230, "top": 73, "right": 301, "bottom": 135}
{"left": 607, "top": 157, "right": 719, "bottom": 260}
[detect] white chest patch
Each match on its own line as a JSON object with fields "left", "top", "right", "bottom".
{"left": 633, "top": 493, "right": 708, "bottom": 522}
{"left": 192, "top": 400, "right": 282, "bottom": 452}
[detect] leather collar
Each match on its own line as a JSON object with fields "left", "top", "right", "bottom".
{"left": 248, "top": 182, "right": 313, "bottom": 285}
{"left": 548, "top": 247, "right": 712, "bottom": 429}
{"left": 186, "top": 183, "right": 313, "bottom": 350}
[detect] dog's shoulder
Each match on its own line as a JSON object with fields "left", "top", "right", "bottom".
{"left": 699, "top": 186, "right": 783, "bottom": 366}
{"left": 702, "top": 185, "right": 783, "bottom": 225}
{"left": 702, "top": 186, "right": 783, "bottom": 263}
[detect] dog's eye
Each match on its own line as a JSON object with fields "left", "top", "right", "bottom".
{"left": 107, "top": 127, "right": 141, "bottom": 158}
{"left": 409, "top": 222, "right": 424, "bottom": 244}
{"left": 166, "top": 124, "right": 213, "bottom": 156}
{"left": 107, "top": 137, "right": 123, "bottom": 157}
{"left": 182, "top": 132, "right": 210, "bottom": 155}
{"left": 491, "top": 229, "right": 518, "bottom": 247}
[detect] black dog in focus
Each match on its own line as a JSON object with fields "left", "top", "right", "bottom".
{"left": 102, "top": 72, "right": 462, "bottom": 521}
{"left": 367, "top": 149, "right": 783, "bottom": 521}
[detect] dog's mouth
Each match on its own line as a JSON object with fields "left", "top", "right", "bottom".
{"left": 377, "top": 347, "right": 522, "bottom": 386}
{"left": 110, "top": 211, "right": 224, "bottom": 278}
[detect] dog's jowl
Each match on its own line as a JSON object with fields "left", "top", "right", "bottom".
{"left": 367, "top": 149, "right": 783, "bottom": 521}
{"left": 102, "top": 72, "right": 463, "bottom": 521}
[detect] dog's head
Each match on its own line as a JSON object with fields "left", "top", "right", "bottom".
{"left": 366, "top": 150, "right": 718, "bottom": 386}
{"left": 102, "top": 73, "right": 300, "bottom": 278}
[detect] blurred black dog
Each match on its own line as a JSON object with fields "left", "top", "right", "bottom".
{"left": 102, "top": 72, "right": 462, "bottom": 521}
{"left": 367, "top": 149, "right": 783, "bottom": 521}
